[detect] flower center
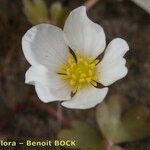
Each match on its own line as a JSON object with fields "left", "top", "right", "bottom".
{"left": 58, "top": 51, "right": 99, "bottom": 93}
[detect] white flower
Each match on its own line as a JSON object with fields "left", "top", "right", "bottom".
{"left": 22, "top": 6, "right": 129, "bottom": 109}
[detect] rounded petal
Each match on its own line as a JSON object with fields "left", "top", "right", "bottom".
{"left": 22, "top": 24, "right": 68, "bottom": 70}
{"left": 62, "top": 87, "right": 108, "bottom": 109}
{"left": 63, "top": 6, "right": 106, "bottom": 58}
{"left": 98, "top": 38, "right": 129, "bottom": 86}
{"left": 25, "top": 65, "right": 71, "bottom": 103}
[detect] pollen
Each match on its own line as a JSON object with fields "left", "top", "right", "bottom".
{"left": 58, "top": 51, "right": 98, "bottom": 93}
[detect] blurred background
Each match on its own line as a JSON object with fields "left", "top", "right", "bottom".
{"left": 0, "top": 0, "right": 150, "bottom": 149}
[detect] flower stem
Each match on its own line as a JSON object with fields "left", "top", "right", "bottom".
{"left": 31, "top": 97, "right": 70, "bottom": 127}
{"left": 101, "top": 139, "right": 114, "bottom": 150}
{"left": 0, "top": 99, "right": 70, "bottom": 129}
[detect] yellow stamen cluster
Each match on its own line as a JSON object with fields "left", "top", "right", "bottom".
{"left": 58, "top": 52, "right": 99, "bottom": 93}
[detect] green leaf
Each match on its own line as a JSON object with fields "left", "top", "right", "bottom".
{"left": 121, "top": 105, "right": 150, "bottom": 141}
{"left": 58, "top": 121, "right": 102, "bottom": 150}
{"left": 23, "top": 0, "right": 48, "bottom": 25}
{"left": 96, "top": 95, "right": 150, "bottom": 144}
{"left": 96, "top": 95, "right": 124, "bottom": 143}
{"left": 50, "top": 2, "right": 62, "bottom": 24}
{"left": 50, "top": 2, "right": 69, "bottom": 27}
{"left": 101, "top": 140, "right": 125, "bottom": 150}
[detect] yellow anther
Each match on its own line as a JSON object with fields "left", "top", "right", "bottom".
{"left": 88, "top": 70, "right": 93, "bottom": 76}
{"left": 71, "top": 74, "right": 76, "bottom": 79}
{"left": 91, "top": 81, "right": 97, "bottom": 86}
{"left": 71, "top": 63, "right": 76, "bottom": 68}
{"left": 90, "top": 63, "right": 96, "bottom": 69}
{"left": 93, "top": 59, "right": 99, "bottom": 65}
{"left": 87, "top": 57, "right": 94, "bottom": 63}
{"left": 60, "top": 64, "right": 66, "bottom": 70}
{"left": 84, "top": 61, "right": 88, "bottom": 66}
{"left": 86, "top": 77, "right": 92, "bottom": 83}
{"left": 72, "top": 87, "right": 77, "bottom": 94}
{"left": 70, "top": 80, "right": 76, "bottom": 85}
{"left": 66, "top": 68, "right": 71, "bottom": 75}
{"left": 81, "top": 74, "right": 86, "bottom": 78}
{"left": 77, "top": 84, "right": 82, "bottom": 90}
{"left": 92, "top": 76, "right": 97, "bottom": 80}
{"left": 79, "top": 78, "right": 85, "bottom": 83}
{"left": 68, "top": 58, "right": 74, "bottom": 64}
{"left": 78, "top": 58, "right": 83, "bottom": 62}
{"left": 60, "top": 75, "right": 68, "bottom": 80}
{"left": 75, "top": 51, "right": 81, "bottom": 58}
{"left": 58, "top": 51, "right": 99, "bottom": 91}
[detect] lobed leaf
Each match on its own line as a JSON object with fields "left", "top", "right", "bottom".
{"left": 58, "top": 121, "right": 102, "bottom": 150}
{"left": 96, "top": 95, "right": 150, "bottom": 144}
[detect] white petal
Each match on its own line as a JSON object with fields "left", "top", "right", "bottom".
{"left": 98, "top": 38, "right": 129, "bottom": 86}
{"left": 62, "top": 86, "right": 108, "bottom": 109}
{"left": 63, "top": 6, "right": 106, "bottom": 58}
{"left": 25, "top": 65, "right": 71, "bottom": 103}
{"left": 22, "top": 24, "right": 68, "bottom": 70}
